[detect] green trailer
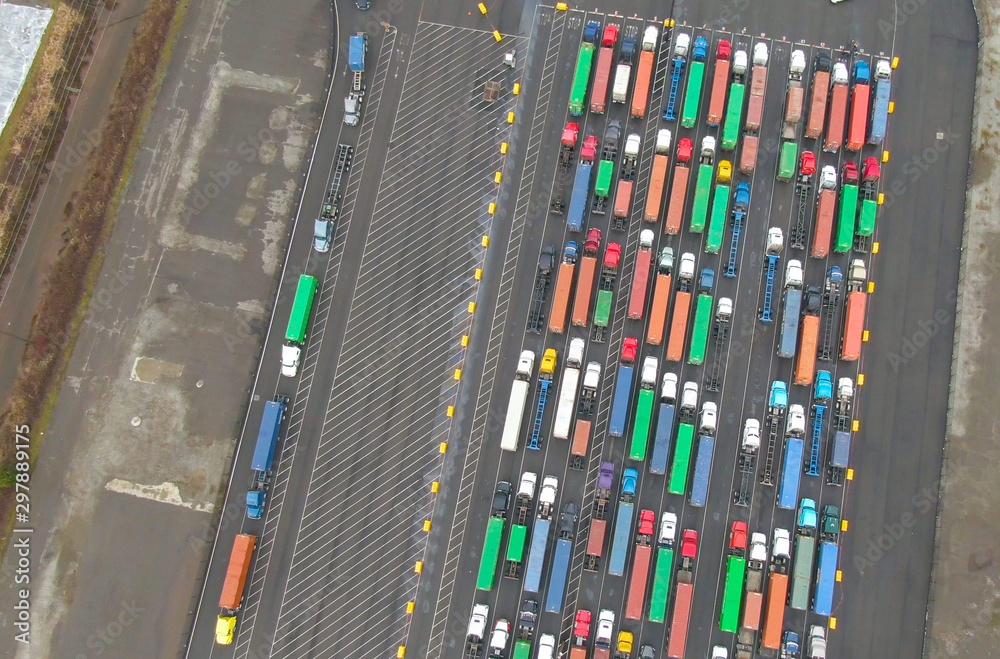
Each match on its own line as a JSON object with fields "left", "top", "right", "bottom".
{"left": 790, "top": 535, "right": 817, "bottom": 610}
{"left": 648, "top": 546, "right": 675, "bottom": 623}
{"left": 630, "top": 388, "right": 656, "bottom": 460}
{"left": 594, "top": 289, "right": 613, "bottom": 328}
{"left": 705, "top": 184, "right": 731, "bottom": 253}
{"left": 719, "top": 555, "right": 748, "bottom": 633}
{"left": 834, "top": 184, "right": 860, "bottom": 252}
{"left": 681, "top": 61, "right": 706, "bottom": 129}
{"left": 568, "top": 43, "right": 596, "bottom": 116}
{"left": 689, "top": 163, "right": 714, "bottom": 233}
{"left": 504, "top": 523, "right": 528, "bottom": 578}
{"left": 595, "top": 160, "right": 614, "bottom": 198}
{"left": 777, "top": 140, "right": 798, "bottom": 181}
{"left": 286, "top": 275, "right": 318, "bottom": 343}
{"left": 512, "top": 639, "right": 531, "bottom": 659}
{"left": 476, "top": 516, "right": 505, "bottom": 591}
{"left": 721, "top": 83, "right": 745, "bottom": 150}
{"left": 668, "top": 423, "right": 695, "bottom": 494}
{"left": 857, "top": 197, "right": 878, "bottom": 236}
{"left": 687, "top": 294, "right": 713, "bottom": 365}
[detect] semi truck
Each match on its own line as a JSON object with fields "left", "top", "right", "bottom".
{"left": 630, "top": 356, "right": 658, "bottom": 460}
{"left": 572, "top": 229, "right": 601, "bottom": 326}
{"left": 720, "top": 522, "right": 749, "bottom": 633}
{"left": 706, "top": 39, "right": 732, "bottom": 126}
{"left": 591, "top": 24, "right": 619, "bottom": 114}
{"left": 760, "top": 528, "right": 791, "bottom": 652}
{"left": 608, "top": 467, "right": 639, "bottom": 577}
{"left": 721, "top": 49, "right": 748, "bottom": 150}
{"left": 824, "top": 62, "right": 850, "bottom": 152}
{"left": 609, "top": 337, "right": 638, "bottom": 437}
{"left": 805, "top": 370, "right": 832, "bottom": 475}
{"left": 571, "top": 611, "right": 591, "bottom": 659}
{"left": 855, "top": 156, "right": 881, "bottom": 250}
{"left": 668, "top": 382, "right": 698, "bottom": 495}
{"left": 805, "top": 52, "right": 831, "bottom": 140}
{"left": 553, "top": 338, "right": 586, "bottom": 440}
{"left": 567, "top": 135, "right": 598, "bottom": 232}
{"left": 530, "top": 355, "right": 559, "bottom": 453}
{"left": 734, "top": 418, "right": 760, "bottom": 507}
{"left": 663, "top": 33, "right": 690, "bottom": 121}
{"left": 869, "top": 59, "right": 892, "bottom": 144}
{"left": 777, "top": 262, "right": 804, "bottom": 359}
{"left": 791, "top": 150, "right": 815, "bottom": 249}
{"left": 667, "top": 530, "right": 698, "bottom": 658}
{"left": 593, "top": 121, "right": 620, "bottom": 215}
{"left": 664, "top": 137, "right": 693, "bottom": 234}
{"left": 725, "top": 182, "right": 751, "bottom": 276}
{"left": 613, "top": 133, "right": 641, "bottom": 228}
{"left": 834, "top": 161, "right": 860, "bottom": 253}
{"left": 550, "top": 122, "right": 579, "bottom": 214}
{"left": 524, "top": 476, "right": 558, "bottom": 593}
{"left": 745, "top": 42, "right": 769, "bottom": 132}
{"left": 650, "top": 373, "right": 677, "bottom": 475}
{"left": 504, "top": 472, "right": 537, "bottom": 578}
{"left": 477, "top": 481, "right": 512, "bottom": 591}
{"left": 827, "top": 377, "right": 855, "bottom": 484}
{"left": 545, "top": 503, "right": 578, "bottom": 613}
{"left": 585, "top": 462, "right": 615, "bottom": 571}
{"left": 778, "top": 405, "right": 806, "bottom": 510}
{"left": 781, "top": 49, "right": 807, "bottom": 140}
{"left": 570, "top": 362, "right": 602, "bottom": 468}
{"left": 644, "top": 129, "right": 672, "bottom": 222}
{"left": 847, "top": 60, "right": 871, "bottom": 151}
{"left": 569, "top": 21, "right": 600, "bottom": 116}
{"left": 592, "top": 242, "right": 622, "bottom": 341}
{"left": 620, "top": 132, "right": 641, "bottom": 182}
{"left": 789, "top": 498, "right": 818, "bottom": 610}
{"left": 647, "top": 247, "right": 674, "bottom": 345}
{"left": 648, "top": 513, "right": 677, "bottom": 623}
{"left": 631, "top": 26, "right": 659, "bottom": 118}
{"left": 690, "top": 136, "right": 717, "bottom": 233}
{"left": 735, "top": 533, "right": 768, "bottom": 658}
{"left": 759, "top": 227, "right": 784, "bottom": 323}
{"left": 842, "top": 258, "right": 868, "bottom": 361}
{"left": 549, "top": 242, "right": 579, "bottom": 334}
{"left": 705, "top": 161, "right": 732, "bottom": 253}
{"left": 760, "top": 379, "right": 788, "bottom": 486}
{"left": 628, "top": 229, "right": 655, "bottom": 319}
{"left": 594, "top": 610, "right": 614, "bottom": 659}
{"left": 688, "top": 268, "right": 715, "bottom": 366}
{"left": 810, "top": 166, "right": 838, "bottom": 258}
{"left": 216, "top": 533, "right": 257, "bottom": 643}
{"left": 500, "top": 351, "right": 536, "bottom": 451}
{"left": 625, "top": 509, "right": 656, "bottom": 620}
{"left": 666, "top": 252, "right": 695, "bottom": 361}
{"left": 611, "top": 35, "right": 636, "bottom": 105}
{"left": 680, "top": 37, "right": 709, "bottom": 128}
{"left": 246, "top": 396, "right": 288, "bottom": 519}
{"left": 813, "top": 505, "right": 841, "bottom": 616}
{"left": 689, "top": 402, "right": 718, "bottom": 507}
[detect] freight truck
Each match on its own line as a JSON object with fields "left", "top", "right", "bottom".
{"left": 585, "top": 462, "right": 615, "bottom": 571}
{"left": 733, "top": 418, "right": 760, "bottom": 507}
{"left": 504, "top": 472, "right": 537, "bottom": 578}
{"left": 647, "top": 247, "right": 674, "bottom": 346}
{"left": 847, "top": 60, "right": 871, "bottom": 151}
{"left": 781, "top": 50, "right": 807, "bottom": 140}
{"left": 824, "top": 62, "right": 849, "bottom": 152}
{"left": 789, "top": 498, "right": 818, "bottom": 610}
{"left": 567, "top": 135, "right": 598, "bottom": 232}
{"left": 500, "top": 351, "right": 536, "bottom": 451}
{"left": 648, "top": 513, "right": 677, "bottom": 623}
{"left": 476, "top": 481, "right": 512, "bottom": 591}
{"left": 841, "top": 258, "right": 867, "bottom": 361}
{"left": 553, "top": 338, "right": 586, "bottom": 440}
{"left": 625, "top": 510, "right": 656, "bottom": 620}
{"left": 810, "top": 166, "right": 838, "bottom": 258}
{"left": 572, "top": 229, "right": 601, "bottom": 326}
{"left": 721, "top": 49, "right": 748, "bottom": 150}
{"left": 663, "top": 33, "right": 690, "bottom": 121}
{"left": 593, "top": 242, "right": 622, "bottom": 342}
{"left": 688, "top": 268, "right": 715, "bottom": 365}
{"left": 569, "top": 21, "right": 600, "bottom": 116}
{"left": 720, "top": 522, "right": 749, "bottom": 633}
{"left": 591, "top": 24, "right": 619, "bottom": 114}
{"left": 690, "top": 136, "right": 717, "bottom": 233}
{"left": 666, "top": 252, "right": 696, "bottom": 362}
{"left": 630, "top": 356, "right": 658, "bottom": 460}
{"left": 528, "top": 352, "right": 556, "bottom": 452}
{"left": 649, "top": 373, "right": 677, "bottom": 475}
{"left": 668, "top": 382, "right": 698, "bottom": 495}
{"left": 680, "top": 37, "right": 709, "bottom": 128}
{"left": 667, "top": 530, "right": 698, "bottom": 658}
{"left": 735, "top": 533, "right": 768, "bottom": 658}
{"left": 777, "top": 261, "right": 804, "bottom": 359}
{"left": 628, "top": 230, "right": 654, "bottom": 321}
{"left": 524, "top": 476, "right": 558, "bottom": 593}
{"left": 612, "top": 35, "right": 635, "bottom": 104}
{"left": 869, "top": 59, "right": 892, "bottom": 144}
{"left": 790, "top": 150, "right": 815, "bottom": 249}
{"left": 707, "top": 40, "right": 732, "bottom": 126}
{"left": 610, "top": 337, "right": 638, "bottom": 437}
{"left": 594, "top": 610, "right": 614, "bottom": 659}
{"left": 216, "top": 533, "right": 257, "bottom": 645}
{"left": 689, "top": 402, "right": 717, "bottom": 507}
{"left": 549, "top": 242, "right": 579, "bottom": 334}
{"left": 614, "top": 134, "right": 640, "bottom": 228}
{"left": 705, "top": 162, "right": 732, "bottom": 253}
{"left": 813, "top": 505, "right": 841, "bottom": 616}
{"left": 760, "top": 528, "right": 791, "bottom": 652}
{"left": 664, "top": 138, "right": 693, "bottom": 234}
{"left": 570, "top": 362, "right": 602, "bottom": 468}
{"left": 608, "top": 468, "right": 639, "bottom": 577}
{"left": 246, "top": 396, "right": 288, "bottom": 519}
{"left": 545, "top": 503, "right": 578, "bottom": 613}
{"left": 593, "top": 122, "right": 620, "bottom": 215}
{"left": 834, "top": 161, "right": 860, "bottom": 253}
{"left": 805, "top": 52, "right": 831, "bottom": 140}
{"left": 631, "top": 26, "right": 659, "bottom": 118}
{"left": 855, "top": 156, "right": 881, "bottom": 251}
{"left": 778, "top": 405, "right": 806, "bottom": 510}
{"left": 644, "top": 129, "right": 672, "bottom": 222}
{"left": 571, "top": 611, "right": 591, "bottom": 659}
{"left": 827, "top": 377, "right": 855, "bottom": 485}
{"left": 550, "top": 122, "right": 579, "bottom": 214}
{"left": 745, "top": 42, "right": 769, "bottom": 131}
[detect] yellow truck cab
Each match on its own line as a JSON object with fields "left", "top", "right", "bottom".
{"left": 540, "top": 348, "right": 558, "bottom": 375}
{"left": 617, "top": 630, "right": 634, "bottom": 653}
{"left": 216, "top": 616, "right": 236, "bottom": 645}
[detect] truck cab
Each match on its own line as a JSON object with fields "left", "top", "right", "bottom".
{"left": 656, "top": 128, "right": 672, "bottom": 153}
{"left": 754, "top": 42, "right": 769, "bottom": 66}
{"left": 640, "top": 356, "right": 658, "bottom": 387}
{"left": 518, "top": 472, "right": 537, "bottom": 500}
{"left": 680, "top": 381, "right": 698, "bottom": 412}
{"left": 732, "top": 49, "right": 748, "bottom": 75}
{"left": 699, "top": 267, "right": 715, "bottom": 293}
{"left": 716, "top": 296, "right": 733, "bottom": 321}
{"left": 849, "top": 258, "right": 867, "bottom": 285}
{"left": 750, "top": 532, "right": 768, "bottom": 562}
{"left": 538, "top": 245, "right": 556, "bottom": 275}
{"left": 561, "top": 122, "right": 580, "bottom": 146}
{"left": 821, "top": 505, "right": 841, "bottom": 535}
{"left": 814, "top": 371, "right": 833, "bottom": 402}
{"left": 583, "top": 361, "right": 602, "bottom": 390}
{"left": 215, "top": 616, "right": 236, "bottom": 645}
{"left": 819, "top": 165, "right": 837, "bottom": 189}
{"left": 540, "top": 348, "right": 558, "bottom": 376}
{"left": 678, "top": 252, "right": 696, "bottom": 280}
{"left": 343, "top": 91, "right": 362, "bottom": 126}
{"left": 516, "top": 350, "right": 536, "bottom": 377}
{"left": 676, "top": 136, "right": 693, "bottom": 163}
{"left": 658, "top": 246, "right": 675, "bottom": 273}
{"left": 807, "top": 624, "right": 827, "bottom": 658}
{"left": 246, "top": 489, "right": 266, "bottom": 520}
{"left": 674, "top": 32, "right": 691, "bottom": 58}
{"left": 539, "top": 476, "right": 558, "bottom": 508}
{"left": 621, "top": 468, "right": 638, "bottom": 496}
{"left": 488, "top": 619, "right": 510, "bottom": 658}
{"left": 785, "top": 259, "right": 803, "bottom": 288}
{"left": 699, "top": 401, "right": 717, "bottom": 434}
{"left": 581, "top": 134, "right": 599, "bottom": 160}
{"left": 781, "top": 630, "right": 801, "bottom": 658}
{"left": 620, "top": 36, "right": 637, "bottom": 63}
{"left": 560, "top": 502, "right": 579, "bottom": 534}
{"left": 701, "top": 135, "right": 717, "bottom": 160}
{"left": 786, "top": 404, "right": 806, "bottom": 435}
{"left": 616, "top": 631, "right": 634, "bottom": 656}
{"left": 680, "top": 529, "right": 698, "bottom": 557}
{"left": 583, "top": 21, "right": 601, "bottom": 44}
{"left": 596, "top": 609, "right": 615, "bottom": 646}
{"left": 717, "top": 160, "right": 732, "bottom": 183}
{"left": 766, "top": 227, "right": 784, "bottom": 254}
{"left": 770, "top": 380, "right": 788, "bottom": 409}
{"left": 742, "top": 418, "right": 761, "bottom": 452}
{"left": 660, "top": 372, "right": 678, "bottom": 402}
{"left": 281, "top": 344, "right": 302, "bottom": 378}
{"left": 730, "top": 521, "right": 748, "bottom": 550}
{"left": 492, "top": 481, "right": 512, "bottom": 517}
{"left": 803, "top": 285, "right": 822, "bottom": 314}
{"left": 773, "top": 527, "right": 791, "bottom": 559}
{"left": 313, "top": 218, "right": 333, "bottom": 252}
{"left": 711, "top": 646, "right": 728, "bottom": 659}
{"left": 605, "top": 120, "right": 622, "bottom": 152}
{"left": 832, "top": 61, "right": 849, "bottom": 86}
{"left": 621, "top": 336, "right": 638, "bottom": 363}
{"left": 638, "top": 509, "right": 656, "bottom": 536}
{"left": 842, "top": 161, "right": 860, "bottom": 185}
{"left": 734, "top": 181, "right": 750, "bottom": 210}
{"left": 518, "top": 599, "right": 538, "bottom": 637}
{"left": 798, "top": 498, "right": 818, "bottom": 530}
{"left": 602, "top": 24, "right": 619, "bottom": 48}
{"left": 642, "top": 25, "right": 659, "bottom": 51}
{"left": 659, "top": 512, "right": 678, "bottom": 545}
{"left": 573, "top": 609, "right": 592, "bottom": 643}
{"left": 800, "top": 151, "right": 816, "bottom": 176}
{"left": 537, "top": 633, "right": 556, "bottom": 659}
{"left": 468, "top": 603, "right": 489, "bottom": 642}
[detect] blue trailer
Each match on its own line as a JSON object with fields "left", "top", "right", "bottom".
{"left": 567, "top": 163, "right": 593, "bottom": 232}
{"left": 777, "top": 437, "right": 804, "bottom": 509}
{"left": 649, "top": 402, "right": 676, "bottom": 475}
{"left": 688, "top": 434, "right": 715, "bottom": 507}
{"left": 830, "top": 430, "right": 851, "bottom": 470}
{"left": 868, "top": 59, "right": 892, "bottom": 145}
{"left": 609, "top": 363, "right": 636, "bottom": 437}
{"left": 608, "top": 468, "right": 638, "bottom": 576}
{"left": 349, "top": 34, "right": 367, "bottom": 72}
{"left": 246, "top": 396, "right": 288, "bottom": 519}
{"left": 524, "top": 517, "right": 552, "bottom": 593}
{"left": 777, "top": 288, "right": 802, "bottom": 358}
{"left": 813, "top": 541, "right": 839, "bottom": 616}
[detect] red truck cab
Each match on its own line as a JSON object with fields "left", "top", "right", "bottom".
{"left": 602, "top": 24, "right": 619, "bottom": 48}
{"left": 562, "top": 122, "right": 580, "bottom": 147}
{"left": 581, "top": 135, "right": 598, "bottom": 160}
{"left": 638, "top": 509, "right": 656, "bottom": 535}
{"left": 574, "top": 609, "right": 591, "bottom": 641}
{"left": 730, "top": 521, "right": 748, "bottom": 550}
{"left": 842, "top": 161, "right": 860, "bottom": 186}
{"left": 799, "top": 151, "right": 816, "bottom": 177}
{"left": 676, "top": 137, "right": 693, "bottom": 163}
{"left": 622, "top": 336, "right": 638, "bottom": 363}
{"left": 585, "top": 227, "right": 601, "bottom": 249}
{"left": 604, "top": 242, "right": 622, "bottom": 269}
{"left": 681, "top": 529, "right": 698, "bottom": 557}
{"left": 862, "top": 156, "right": 880, "bottom": 182}
{"left": 717, "top": 39, "right": 731, "bottom": 60}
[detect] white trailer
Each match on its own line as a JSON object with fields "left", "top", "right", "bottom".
{"left": 501, "top": 350, "right": 536, "bottom": 451}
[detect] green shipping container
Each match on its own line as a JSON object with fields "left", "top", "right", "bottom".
{"left": 595, "top": 160, "right": 614, "bottom": 198}
{"left": 721, "top": 83, "right": 745, "bottom": 150}
{"left": 512, "top": 640, "right": 531, "bottom": 659}
{"left": 506, "top": 524, "right": 528, "bottom": 564}
{"left": 286, "top": 275, "right": 318, "bottom": 344}
{"left": 857, "top": 198, "right": 878, "bottom": 236}
{"left": 705, "top": 184, "right": 731, "bottom": 253}
{"left": 687, "top": 294, "right": 713, "bottom": 365}
{"left": 594, "top": 289, "right": 613, "bottom": 328}
{"left": 630, "top": 388, "right": 656, "bottom": 460}
{"left": 790, "top": 535, "right": 816, "bottom": 610}
{"left": 719, "top": 555, "right": 748, "bottom": 633}
{"left": 689, "top": 164, "right": 714, "bottom": 233}
{"left": 568, "top": 43, "right": 595, "bottom": 116}
{"left": 648, "top": 546, "right": 675, "bottom": 623}
{"left": 681, "top": 61, "right": 706, "bottom": 129}
{"left": 778, "top": 141, "right": 798, "bottom": 180}
{"left": 834, "top": 184, "right": 860, "bottom": 252}
{"left": 476, "top": 516, "right": 506, "bottom": 591}
{"left": 668, "top": 423, "right": 695, "bottom": 494}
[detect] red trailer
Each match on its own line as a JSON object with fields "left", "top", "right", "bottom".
{"left": 590, "top": 24, "right": 619, "bottom": 114}
{"left": 627, "top": 230, "right": 654, "bottom": 320}
{"left": 625, "top": 510, "right": 656, "bottom": 620}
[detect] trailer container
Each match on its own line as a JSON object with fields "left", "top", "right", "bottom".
{"left": 811, "top": 166, "right": 837, "bottom": 258}
{"left": 609, "top": 337, "right": 637, "bottom": 437}
{"left": 627, "top": 230, "right": 654, "bottom": 320}
{"left": 688, "top": 434, "right": 715, "bottom": 507}
{"left": 813, "top": 505, "right": 841, "bottom": 617}
{"left": 777, "top": 438, "right": 804, "bottom": 510}
{"left": 719, "top": 523, "right": 749, "bottom": 633}
{"left": 824, "top": 62, "right": 849, "bottom": 152}
{"left": 841, "top": 291, "right": 866, "bottom": 361}
{"left": 646, "top": 247, "right": 674, "bottom": 346}
{"left": 476, "top": 516, "right": 507, "bottom": 590}
{"left": 869, "top": 59, "right": 891, "bottom": 144}
{"left": 834, "top": 163, "right": 859, "bottom": 253}
{"left": 571, "top": 418, "right": 592, "bottom": 466}
{"left": 219, "top": 534, "right": 257, "bottom": 610}
{"left": 666, "top": 531, "right": 698, "bottom": 658}
{"left": 690, "top": 163, "right": 714, "bottom": 232}
{"left": 760, "top": 572, "right": 789, "bottom": 651}
{"left": 572, "top": 229, "right": 601, "bottom": 326}
{"left": 667, "top": 423, "right": 695, "bottom": 495}
{"left": 777, "top": 288, "right": 802, "bottom": 359}
{"left": 524, "top": 476, "right": 558, "bottom": 593}
{"left": 739, "top": 134, "right": 758, "bottom": 174}
{"left": 705, "top": 179, "right": 732, "bottom": 253}
{"left": 644, "top": 129, "right": 672, "bottom": 222}
{"left": 648, "top": 544, "right": 675, "bottom": 623}
{"left": 630, "top": 357, "right": 657, "bottom": 460}
{"left": 666, "top": 253, "right": 695, "bottom": 361}
{"left": 805, "top": 52, "right": 831, "bottom": 140}
{"left": 721, "top": 49, "right": 747, "bottom": 150}
{"left": 795, "top": 315, "right": 820, "bottom": 386}
{"left": 608, "top": 468, "right": 638, "bottom": 577}
{"left": 649, "top": 374, "right": 677, "bottom": 475}
{"left": 706, "top": 40, "right": 732, "bottom": 126}
{"left": 745, "top": 42, "right": 769, "bottom": 131}
{"left": 548, "top": 242, "right": 579, "bottom": 334}
{"left": 790, "top": 500, "right": 818, "bottom": 610}
{"left": 680, "top": 37, "right": 709, "bottom": 128}
{"left": 545, "top": 504, "right": 578, "bottom": 613}
{"left": 688, "top": 294, "right": 713, "bottom": 365}
{"left": 846, "top": 61, "right": 871, "bottom": 151}
{"left": 777, "top": 140, "right": 798, "bottom": 181}
{"left": 569, "top": 22, "right": 600, "bottom": 116}
{"left": 500, "top": 351, "right": 535, "bottom": 451}
{"left": 553, "top": 338, "right": 586, "bottom": 439}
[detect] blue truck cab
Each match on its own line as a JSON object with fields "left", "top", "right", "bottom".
{"left": 698, "top": 267, "right": 715, "bottom": 294}
{"left": 733, "top": 181, "right": 750, "bottom": 210}
{"left": 798, "top": 498, "right": 818, "bottom": 530}
{"left": 770, "top": 380, "right": 788, "bottom": 410}
{"left": 852, "top": 60, "right": 870, "bottom": 85}
{"left": 584, "top": 21, "right": 601, "bottom": 44}
{"left": 814, "top": 371, "right": 832, "bottom": 402}
{"left": 692, "top": 36, "right": 709, "bottom": 62}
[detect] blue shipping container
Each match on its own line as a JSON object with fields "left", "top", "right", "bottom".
{"left": 868, "top": 75, "right": 891, "bottom": 144}
{"left": 567, "top": 163, "right": 593, "bottom": 231}
{"left": 778, "top": 289, "right": 802, "bottom": 358}
{"left": 778, "top": 437, "right": 805, "bottom": 509}
{"left": 608, "top": 502, "right": 635, "bottom": 577}
{"left": 523, "top": 518, "right": 552, "bottom": 593}
{"left": 349, "top": 34, "right": 367, "bottom": 71}
{"left": 830, "top": 430, "right": 851, "bottom": 468}
{"left": 688, "top": 435, "right": 715, "bottom": 507}
{"left": 649, "top": 403, "right": 676, "bottom": 475}
{"left": 544, "top": 539, "right": 573, "bottom": 613}
{"left": 252, "top": 399, "right": 286, "bottom": 472}
{"left": 609, "top": 365, "right": 635, "bottom": 437}
{"left": 812, "top": 541, "right": 839, "bottom": 616}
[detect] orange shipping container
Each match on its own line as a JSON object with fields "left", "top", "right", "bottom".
{"left": 739, "top": 135, "right": 759, "bottom": 174}
{"left": 795, "top": 315, "right": 820, "bottom": 385}
{"left": 745, "top": 94, "right": 764, "bottom": 132}
{"left": 805, "top": 70, "right": 830, "bottom": 139}
{"left": 644, "top": 155, "right": 671, "bottom": 221}
{"left": 572, "top": 250, "right": 599, "bottom": 326}
{"left": 585, "top": 517, "right": 608, "bottom": 568}
{"left": 841, "top": 291, "right": 867, "bottom": 361}
{"left": 666, "top": 290, "right": 692, "bottom": 362}
{"left": 825, "top": 83, "right": 848, "bottom": 152}
{"left": 614, "top": 179, "right": 634, "bottom": 219}
{"left": 646, "top": 273, "right": 673, "bottom": 345}
{"left": 742, "top": 590, "right": 764, "bottom": 631}
{"left": 549, "top": 260, "right": 577, "bottom": 334}
{"left": 667, "top": 580, "right": 694, "bottom": 658}
{"left": 591, "top": 47, "right": 615, "bottom": 114}
{"left": 625, "top": 544, "right": 653, "bottom": 620}
{"left": 631, "top": 51, "right": 655, "bottom": 118}
{"left": 219, "top": 534, "right": 256, "bottom": 610}
{"left": 760, "top": 572, "right": 789, "bottom": 650}
{"left": 785, "top": 85, "right": 805, "bottom": 125}
{"left": 571, "top": 418, "right": 592, "bottom": 460}
{"left": 664, "top": 166, "right": 690, "bottom": 234}
{"left": 811, "top": 189, "right": 836, "bottom": 258}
